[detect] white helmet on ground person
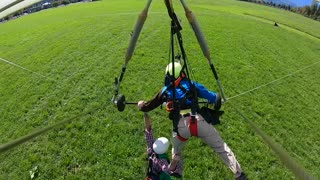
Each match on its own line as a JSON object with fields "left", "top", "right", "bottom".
{"left": 165, "top": 62, "right": 182, "bottom": 79}
{"left": 153, "top": 137, "right": 169, "bottom": 154}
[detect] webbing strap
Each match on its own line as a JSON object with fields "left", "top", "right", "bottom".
{"left": 176, "top": 116, "right": 198, "bottom": 142}
{"left": 188, "top": 117, "right": 198, "bottom": 136}
{"left": 177, "top": 134, "right": 188, "bottom": 142}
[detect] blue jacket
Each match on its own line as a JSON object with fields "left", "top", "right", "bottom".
{"left": 139, "top": 78, "right": 218, "bottom": 112}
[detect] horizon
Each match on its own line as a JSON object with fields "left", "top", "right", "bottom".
{"left": 264, "top": 0, "right": 314, "bottom": 7}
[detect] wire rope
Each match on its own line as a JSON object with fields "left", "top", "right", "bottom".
{"left": 229, "top": 102, "right": 315, "bottom": 179}
{"left": 0, "top": 106, "right": 101, "bottom": 153}
{"left": 0, "top": 57, "right": 46, "bottom": 78}
{"left": 227, "top": 60, "right": 320, "bottom": 100}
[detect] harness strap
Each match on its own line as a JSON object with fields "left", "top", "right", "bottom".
{"left": 177, "top": 134, "right": 188, "bottom": 142}
{"left": 174, "top": 73, "right": 185, "bottom": 87}
{"left": 176, "top": 115, "right": 198, "bottom": 142}
{"left": 188, "top": 116, "right": 198, "bottom": 136}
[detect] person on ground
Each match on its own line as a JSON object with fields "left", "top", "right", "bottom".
{"left": 143, "top": 112, "right": 172, "bottom": 180}
{"left": 138, "top": 62, "right": 248, "bottom": 180}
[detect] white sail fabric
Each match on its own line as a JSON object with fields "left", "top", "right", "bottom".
{"left": 0, "top": 0, "right": 42, "bottom": 19}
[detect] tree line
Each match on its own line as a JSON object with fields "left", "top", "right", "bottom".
{"left": 240, "top": 0, "right": 320, "bottom": 21}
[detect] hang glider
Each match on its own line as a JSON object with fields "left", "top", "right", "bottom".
{"left": 0, "top": 0, "right": 42, "bottom": 19}
{"left": 112, "top": 0, "right": 226, "bottom": 112}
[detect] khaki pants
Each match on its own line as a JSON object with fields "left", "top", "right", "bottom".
{"left": 171, "top": 114, "right": 242, "bottom": 177}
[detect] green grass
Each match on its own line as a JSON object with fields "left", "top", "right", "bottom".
{"left": 0, "top": 0, "right": 319, "bottom": 179}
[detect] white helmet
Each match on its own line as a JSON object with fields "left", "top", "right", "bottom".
{"left": 153, "top": 137, "right": 169, "bottom": 154}
{"left": 165, "top": 62, "right": 182, "bottom": 79}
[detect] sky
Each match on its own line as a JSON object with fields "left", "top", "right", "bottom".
{"left": 264, "top": 0, "right": 315, "bottom": 7}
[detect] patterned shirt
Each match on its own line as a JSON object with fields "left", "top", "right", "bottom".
{"left": 145, "top": 128, "right": 170, "bottom": 175}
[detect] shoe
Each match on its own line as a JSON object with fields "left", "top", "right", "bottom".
{"left": 235, "top": 172, "right": 248, "bottom": 180}
{"left": 214, "top": 94, "right": 222, "bottom": 110}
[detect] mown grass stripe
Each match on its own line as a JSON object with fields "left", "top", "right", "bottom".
{"left": 243, "top": 13, "right": 320, "bottom": 41}
{"left": 0, "top": 105, "right": 101, "bottom": 153}
{"left": 229, "top": 102, "right": 315, "bottom": 180}
{"left": 0, "top": 57, "right": 46, "bottom": 78}
{"left": 227, "top": 60, "right": 320, "bottom": 100}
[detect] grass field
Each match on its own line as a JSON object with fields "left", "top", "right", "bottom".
{"left": 0, "top": 0, "right": 319, "bottom": 179}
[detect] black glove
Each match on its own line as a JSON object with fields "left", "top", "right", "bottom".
{"left": 199, "top": 106, "right": 224, "bottom": 125}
